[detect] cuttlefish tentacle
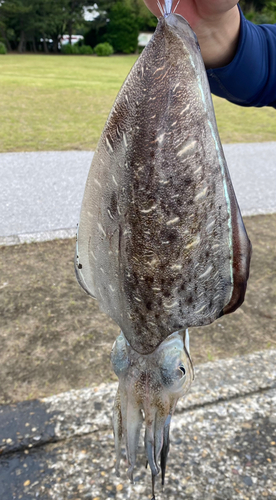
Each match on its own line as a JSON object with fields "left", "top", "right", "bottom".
{"left": 151, "top": 472, "right": 156, "bottom": 500}
{"left": 160, "top": 414, "right": 172, "bottom": 487}
{"left": 126, "top": 401, "right": 143, "bottom": 482}
{"left": 113, "top": 389, "right": 123, "bottom": 477}
{"left": 118, "top": 386, "right": 129, "bottom": 465}
{"left": 145, "top": 418, "right": 160, "bottom": 477}
{"left": 154, "top": 411, "right": 169, "bottom": 471}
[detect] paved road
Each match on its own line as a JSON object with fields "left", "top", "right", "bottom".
{"left": 0, "top": 143, "right": 275, "bottom": 243}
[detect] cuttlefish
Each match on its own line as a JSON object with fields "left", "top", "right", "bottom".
{"left": 75, "top": 0, "right": 251, "bottom": 495}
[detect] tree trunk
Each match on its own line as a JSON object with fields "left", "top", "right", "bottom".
{"left": 32, "top": 36, "right": 37, "bottom": 53}
{"left": 68, "top": 0, "right": 75, "bottom": 45}
{"left": 52, "top": 35, "right": 59, "bottom": 53}
{"left": 68, "top": 19, "right": 72, "bottom": 45}
{"left": 18, "top": 30, "right": 26, "bottom": 53}
{"left": 42, "top": 33, "right": 48, "bottom": 54}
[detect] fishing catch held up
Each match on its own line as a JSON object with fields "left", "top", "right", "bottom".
{"left": 75, "top": 0, "right": 251, "bottom": 496}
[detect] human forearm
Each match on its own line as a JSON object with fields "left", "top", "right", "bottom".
{"left": 207, "top": 10, "right": 276, "bottom": 108}
{"left": 191, "top": 6, "right": 240, "bottom": 68}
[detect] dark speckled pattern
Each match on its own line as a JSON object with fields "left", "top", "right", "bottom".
{"left": 76, "top": 14, "right": 251, "bottom": 354}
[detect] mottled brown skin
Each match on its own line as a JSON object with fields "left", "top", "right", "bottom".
{"left": 75, "top": 13, "right": 251, "bottom": 355}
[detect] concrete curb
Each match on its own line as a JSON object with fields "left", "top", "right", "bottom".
{"left": 2, "top": 211, "right": 276, "bottom": 247}
{"left": 0, "top": 228, "right": 77, "bottom": 247}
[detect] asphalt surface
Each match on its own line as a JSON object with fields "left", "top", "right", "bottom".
{"left": 0, "top": 142, "right": 276, "bottom": 244}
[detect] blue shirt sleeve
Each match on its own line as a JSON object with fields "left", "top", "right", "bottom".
{"left": 207, "top": 6, "right": 276, "bottom": 108}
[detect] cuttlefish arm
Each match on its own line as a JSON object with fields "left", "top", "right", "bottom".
{"left": 160, "top": 414, "right": 171, "bottom": 487}
{"left": 111, "top": 330, "right": 193, "bottom": 497}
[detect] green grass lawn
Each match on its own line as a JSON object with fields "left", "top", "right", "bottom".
{"left": 0, "top": 54, "right": 275, "bottom": 152}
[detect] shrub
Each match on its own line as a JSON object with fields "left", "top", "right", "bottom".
{"left": 94, "top": 42, "right": 113, "bottom": 57}
{"left": 72, "top": 44, "right": 80, "bottom": 54}
{"left": 61, "top": 43, "right": 80, "bottom": 55}
{"left": 79, "top": 44, "right": 93, "bottom": 55}
{"left": 0, "top": 42, "right": 7, "bottom": 54}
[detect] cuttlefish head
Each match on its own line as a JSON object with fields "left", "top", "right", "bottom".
{"left": 111, "top": 330, "right": 193, "bottom": 491}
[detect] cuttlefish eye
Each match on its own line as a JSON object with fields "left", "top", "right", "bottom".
{"left": 157, "top": 333, "right": 191, "bottom": 395}
{"left": 179, "top": 364, "right": 186, "bottom": 376}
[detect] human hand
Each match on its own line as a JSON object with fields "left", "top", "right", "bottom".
{"left": 143, "top": 0, "right": 240, "bottom": 68}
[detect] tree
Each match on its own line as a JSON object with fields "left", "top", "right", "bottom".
{"left": 0, "top": 0, "right": 157, "bottom": 53}
{"left": 0, "top": 12, "right": 10, "bottom": 50}
{"left": 84, "top": 0, "right": 157, "bottom": 51}
{"left": 241, "top": 0, "right": 276, "bottom": 23}
{"left": 105, "top": 2, "right": 139, "bottom": 53}
{"left": 40, "top": 0, "right": 68, "bottom": 52}
{"left": 96, "top": 0, "right": 157, "bottom": 29}
{"left": 0, "top": 0, "right": 91, "bottom": 52}
{"left": 0, "top": 0, "right": 37, "bottom": 52}
{"left": 66, "top": 0, "right": 89, "bottom": 45}
{"left": 240, "top": 0, "right": 269, "bottom": 13}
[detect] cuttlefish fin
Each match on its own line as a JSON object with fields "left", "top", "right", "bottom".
{"left": 222, "top": 183, "right": 252, "bottom": 315}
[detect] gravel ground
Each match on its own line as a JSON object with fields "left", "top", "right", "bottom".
{"left": 0, "top": 142, "right": 276, "bottom": 244}
{"left": 1, "top": 350, "right": 275, "bottom": 500}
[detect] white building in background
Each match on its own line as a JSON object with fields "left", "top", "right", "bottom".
{"left": 138, "top": 32, "right": 153, "bottom": 47}
{"left": 60, "top": 35, "right": 84, "bottom": 46}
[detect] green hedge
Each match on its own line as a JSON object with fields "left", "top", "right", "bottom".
{"left": 94, "top": 42, "right": 114, "bottom": 57}
{"left": 0, "top": 42, "right": 7, "bottom": 54}
{"left": 79, "top": 45, "right": 93, "bottom": 55}
{"left": 61, "top": 44, "right": 93, "bottom": 55}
